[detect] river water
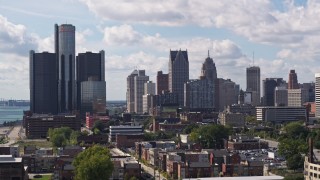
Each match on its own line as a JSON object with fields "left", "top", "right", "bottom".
{"left": 0, "top": 106, "right": 29, "bottom": 124}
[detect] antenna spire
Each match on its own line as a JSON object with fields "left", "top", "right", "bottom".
{"left": 208, "top": 50, "right": 210, "bottom": 58}
{"left": 252, "top": 51, "right": 255, "bottom": 66}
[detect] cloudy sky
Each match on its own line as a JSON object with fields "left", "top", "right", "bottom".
{"left": 0, "top": 0, "right": 319, "bottom": 100}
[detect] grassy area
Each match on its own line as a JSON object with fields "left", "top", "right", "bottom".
{"left": 12, "top": 140, "right": 53, "bottom": 154}
{"left": 13, "top": 140, "right": 52, "bottom": 148}
{"left": 33, "top": 175, "right": 52, "bottom": 180}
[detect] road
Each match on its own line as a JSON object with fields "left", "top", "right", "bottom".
{"left": 0, "top": 125, "right": 22, "bottom": 146}
{"left": 141, "top": 163, "right": 166, "bottom": 180}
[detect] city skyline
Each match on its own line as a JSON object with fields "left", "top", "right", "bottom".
{"left": 1, "top": 0, "right": 320, "bottom": 100}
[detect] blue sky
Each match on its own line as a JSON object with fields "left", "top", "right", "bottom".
{"left": 0, "top": 0, "right": 319, "bottom": 100}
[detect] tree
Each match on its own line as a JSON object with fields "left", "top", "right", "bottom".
{"left": 183, "top": 124, "right": 199, "bottom": 134}
{"left": 73, "top": 145, "right": 114, "bottom": 180}
{"left": 278, "top": 138, "right": 308, "bottom": 158}
{"left": 286, "top": 154, "right": 304, "bottom": 171}
{"left": 48, "top": 127, "right": 76, "bottom": 147}
{"left": 283, "top": 121, "right": 308, "bottom": 139}
{"left": 190, "top": 124, "right": 230, "bottom": 149}
{"left": 91, "top": 120, "right": 106, "bottom": 133}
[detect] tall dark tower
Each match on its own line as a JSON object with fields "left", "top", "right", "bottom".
{"left": 30, "top": 50, "right": 58, "bottom": 114}
{"left": 55, "top": 24, "right": 76, "bottom": 113}
{"left": 169, "top": 50, "right": 189, "bottom": 106}
{"left": 76, "top": 51, "right": 106, "bottom": 116}
{"left": 246, "top": 66, "right": 260, "bottom": 105}
{"left": 288, "top": 69, "right": 299, "bottom": 89}
{"left": 200, "top": 51, "right": 217, "bottom": 83}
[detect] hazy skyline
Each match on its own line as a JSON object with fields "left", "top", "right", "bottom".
{"left": 0, "top": 0, "right": 319, "bottom": 100}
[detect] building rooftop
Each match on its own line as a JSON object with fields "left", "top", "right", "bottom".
{"left": 0, "top": 155, "right": 22, "bottom": 163}
{"left": 110, "top": 148, "right": 131, "bottom": 157}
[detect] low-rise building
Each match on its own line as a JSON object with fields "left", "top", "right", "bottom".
{"left": 109, "top": 125, "right": 143, "bottom": 142}
{"left": 24, "top": 114, "right": 81, "bottom": 139}
{"left": 0, "top": 155, "right": 27, "bottom": 180}
{"left": 256, "top": 106, "right": 306, "bottom": 123}
{"left": 227, "top": 135, "right": 268, "bottom": 150}
{"left": 219, "top": 112, "right": 245, "bottom": 127}
{"left": 116, "top": 134, "right": 144, "bottom": 149}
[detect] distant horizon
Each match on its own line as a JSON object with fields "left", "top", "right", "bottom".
{"left": 1, "top": 0, "right": 320, "bottom": 100}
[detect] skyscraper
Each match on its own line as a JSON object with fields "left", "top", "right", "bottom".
{"left": 262, "top": 78, "right": 285, "bottom": 106}
{"left": 315, "top": 73, "right": 320, "bottom": 117}
{"left": 29, "top": 51, "right": 58, "bottom": 114}
{"left": 200, "top": 51, "right": 217, "bottom": 83}
{"left": 288, "top": 69, "right": 299, "bottom": 89}
{"left": 126, "top": 70, "right": 139, "bottom": 113}
{"left": 169, "top": 50, "right": 189, "bottom": 106}
{"left": 76, "top": 51, "right": 106, "bottom": 116}
{"left": 246, "top": 66, "right": 260, "bottom": 106}
{"left": 184, "top": 52, "right": 216, "bottom": 109}
{"left": 156, "top": 71, "right": 168, "bottom": 95}
{"left": 134, "top": 70, "right": 149, "bottom": 114}
{"left": 55, "top": 24, "right": 76, "bottom": 113}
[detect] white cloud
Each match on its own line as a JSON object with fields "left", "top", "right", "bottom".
{"left": 103, "top": 24, "right": 142, "bottom": 46}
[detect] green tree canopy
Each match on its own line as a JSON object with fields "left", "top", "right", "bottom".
{"left": 278, "top": 138, "right": 308, "bottom": 159}
{"left": 286, "top": 154, "right": 304, "bottom": 171}
{"left": 190, "top": 124, "right": 230, "bottom": 149}
{"left": 91, "top": 120, "right": 106, "bottom": 132}
{"left": 73, "top": 145, "right": 114, "bottom": 180}
{"left": 283, "top": 121, "right": 308, "bottom": 139}
{"left": 48, "top": 127, "right": 79, "bottom": 147}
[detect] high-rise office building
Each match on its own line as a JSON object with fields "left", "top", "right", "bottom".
{"left": 200, "top": 51, "right": 217, "bottom": 83}
{"left": 246, "top": 66, "right": 260, "bottom": 106}
{"left": 184, "top": 53, "right": 216, "bottom": 109}
{"left": 287, "top": 89, "right": 307, "bottom": 107}
{"left": 215, "top": 78, "right": 239, "bottom": 111}
{"left": 184, "top": 79, "right": 214, "bottom": 109}
{"left": 274, "top": 86, "right": 288, "bottom": 106}
{"left": 126, "top": 70, "right": 139, "bottom": 113}
{"left": 55, "top": 24, "right": 76, "bottom": 113}
{"left": 29, "top": 51, "right": 58, "bottom": 114}
{"left": 288, "top": 69, "right": 299, "bottom": 89}
{"left": 315, "top": 73, "right": 320, "bottom": 117}
{"left": 144, "top": 81, "right": 156, "bottom": 95}
{"left": 134, "top": 70, "right": 149, "bottom": 114}
{"left": 156, "top": 71, "right": 168, "bottom": 95}
{"left": 301, "top": 82, "right": 315, "bottom": 102}
{"left": 169, "top": 50, "right": 189, "bottom": 107}
{"left": 76, "top": 51, "right": 106, "bottom": 116}
{"left": 262, "top": 78, "right": 286, "bottom": 106}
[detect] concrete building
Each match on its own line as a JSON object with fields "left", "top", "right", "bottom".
{"left": 169, "top": 50, "right": 189, "bottom": 107}
{"left": 288, "top": 69, "right": 299, "bottom": 89}
{"left": 215, "top": 78, "right": 239, "bottom": 112}
{"left": 109, "top": 125, "right": 143, "bottom": 142}
{"left": 287, "top": 88, "right": 307, "bottom": 106}
{"left": 144, "top": 81, "right": 155, "bottom": 95}
{"left": 219, "top": 112, "right": 245, "bottom": 127}
{"left": 246, "top": 66, "right": 260, "bottom": 106}
{"left": 0, "top": 155, "right": 26, "bottom": 180}
{"left": 262, "top": 78, "right": 286, "bottom": 106}
{"left": 200, "top": 51, "right": 217, "bottom": 83}
{"left": 184, "top": 79, "right": 214, "bottom": 109}
{"left": 256, "top": 106, "right": 306, "bottom": 123}
{"left": 134, "top": 70, "right": 149, "bottom": 114}
{"left": 316, "top": 73, "right": 320, "bottom": 118}
{"left": 126, "top": 70, "right": 139, "bottom": 113}
{"left": 226, "top": 104, "right": 256, "bottom": 116}
{"left": 76, "top": 51, "right": 106, "bottom": 117}
{"left": 29, "top": 51, "right": 58, "bottom": 114}
{"left": 157, "top": 71, "right": 169, "bottom": 95}
{"left": 274, "top": 86, "right": 288, "bottom": 106}
{"left": 24, "top": 114, "right": 81, "bottom": 138}
{"left": 55, "top": 24, "right": 76, "bottom": 113}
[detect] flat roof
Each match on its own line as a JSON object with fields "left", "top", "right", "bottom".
{"left": 184, "top": 176, "right": 283, "bottom": 180}
{"left": 0, "top": 155, "right": 22, "bottom": 163}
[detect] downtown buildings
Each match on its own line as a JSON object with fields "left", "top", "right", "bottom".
{"left": 28, "top": 24, "right": 106, "bottom": 137}
{"left": 30, "top": 24, "right": 106, "bottom": 116}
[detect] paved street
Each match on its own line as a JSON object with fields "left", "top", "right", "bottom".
{"left": 0, "top": 125, "right": 22, "bottom": 146}
{"left": 261, "top": 139, "right": 279, "bottom": 148}
{"left": 141, "top": 163, "right": 166, "bottom": 180}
